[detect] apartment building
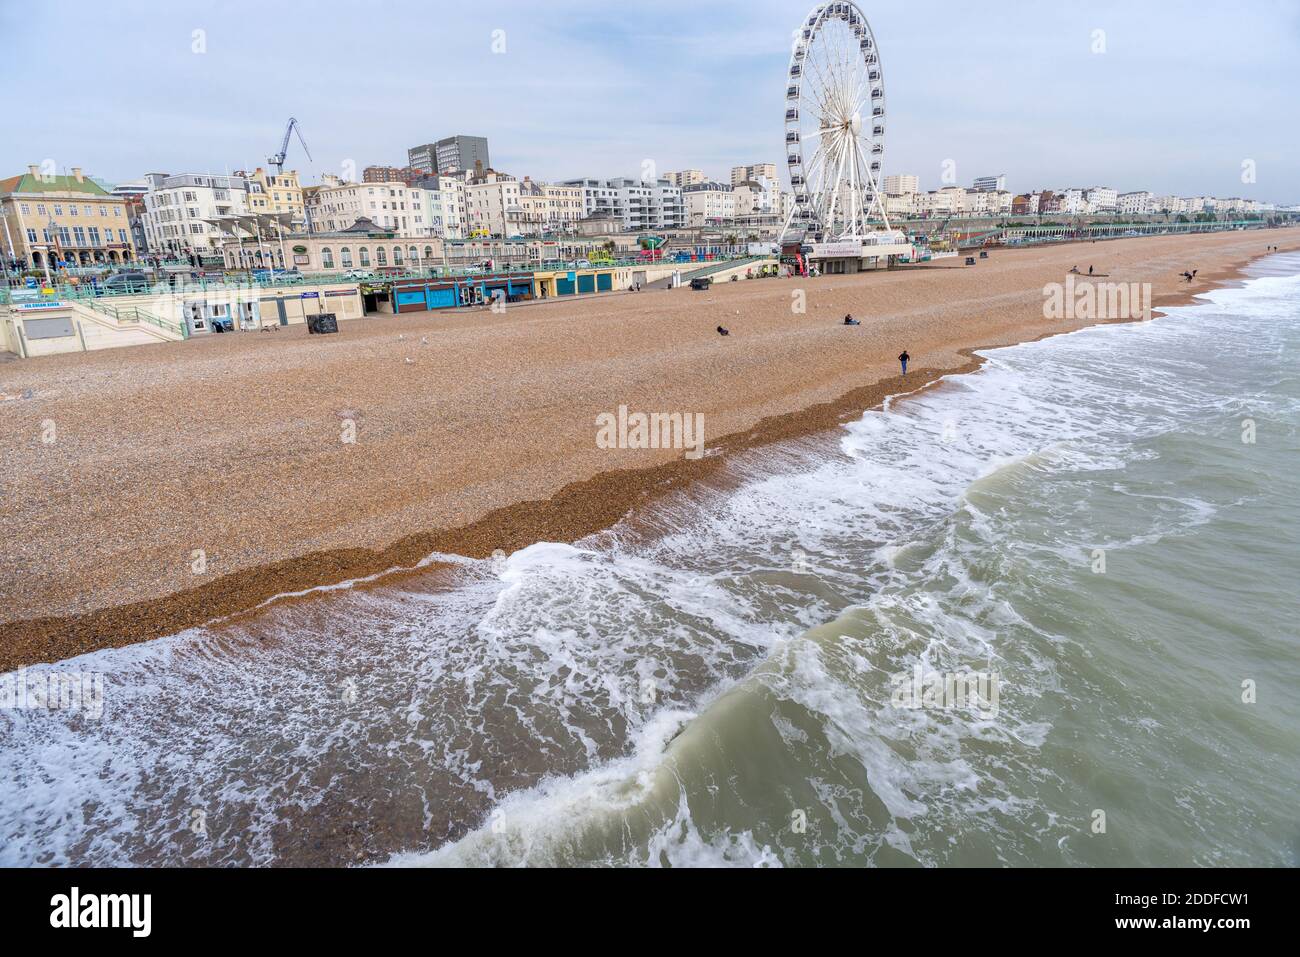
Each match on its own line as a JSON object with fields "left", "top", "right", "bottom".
{"left": 973, "top": 174, "right": 1007, "bottom": 193}
{"left": 465, "top": 171, "right": 522, "bottom": 237}
{"left": 563, "top": 177, "right": 686, "bottom": 232}
{"left": 883, "top": 192, "right": 916, "bottom": 217}
{"left": 363, "top": 165, "right": 417, "bottom": 185}
{"left": 1, "top": 165, "right": 137, "bottom": 270}
{"left": 733, "top": 177, "right": 781, "bottom": 218}
{"left": 306, "top": 178, "right": 424, "bottom": 237}
{"left": 1118, "top": 191, "right": 1155, "bottom": 215}
{"left": 245, "top": 168, "right": 305, "bottom": 220}
{"left": 883, "top": 174, "right": 919, "bottom": 195}
{"left": 517, "top": 178, "right": 585, "bottom": 235}
{"left": 730, "top": 163, "right": 778, "bottom": 188}
{"left": 665, "top": 169, "right": 707, "bottom": 188}
{"left": 682, "top": 182, "right": 736, "bottom": 227}
{"left": 1059, "top": 188, "right": 1088, "bottom": 214}
{"left": 141, "top": 171, "right": 260, "bottom": 257}
{"left": 1083, "top": 186, "right": 1118, "bottom": 213}
{"left": 407, "top": 145, "right": 437, "bottom": 177}
{"left": 410, "top": 174, "right": 467, "bottom": 239}
{"left": 410, "top": 136, "right": 491, "bottom": 176}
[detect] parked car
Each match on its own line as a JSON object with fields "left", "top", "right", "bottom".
{"left": 253, "top": 268, "right": 304, "bottom": 284}
{"left": 100, "top": 271, "right": 151, "bottom": 294}
{"left": 575, "top": 259, "right": 592, "bottom": 268}
{"left": 342, "top": 268, "right": 376, "bottom": 281}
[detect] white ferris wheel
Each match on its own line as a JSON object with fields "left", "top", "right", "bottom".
{"left": 782, "top": 1, "right": 890, "bottom": 243}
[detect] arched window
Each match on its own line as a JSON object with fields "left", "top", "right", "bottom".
{"left": 359, "top": 246, "right": 370, "bottom": 266}
{"left": 322, "top": 247, "right": 334, "bottom": 268}
{"left": 408, "top": 246, "right": 418, "bottom": 264}
{"left": 376, "top": 247, "right": 387, "bottom": 266}
{"left": 393, "top": 246, "right": 404, "bottom": 265}
{"left": 423, "top": 246, "right": 433, "bottom": 261}
{"left": 340, "top": 246, "right": 353, "bottom": 267}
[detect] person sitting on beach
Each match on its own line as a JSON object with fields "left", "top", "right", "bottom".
{"left": 717, "top": 325, "right": 730, "bottom": 336}
{"left": 843, "top": 314, "right": 859, "bottom": 326}
{"left": 899, "top": 350, "right": 910, "bottom": 375}
{"left": 1069, "top": 266, "right": 1080, "bottom": 274}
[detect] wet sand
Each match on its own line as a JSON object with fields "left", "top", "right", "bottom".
{"left": 1, "top": 228, "right": 1296, "bottom": 670}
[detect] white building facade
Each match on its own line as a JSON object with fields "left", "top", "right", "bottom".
{"left": 682, "top": 182, "right": 736, "bottom": 226}
{"left": 563, "top": 177, "right": 686, "bottom": 232}
{"left": 306, "top": 179, "right": 425, "bottom": 238}
{"left": 141, "top": 172, "right": 260, "bottom": 257}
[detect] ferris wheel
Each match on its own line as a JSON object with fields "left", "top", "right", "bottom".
{"left": 782, "top": 1, "right": 890, "bottom": 242}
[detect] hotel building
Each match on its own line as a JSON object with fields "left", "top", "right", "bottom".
{"left": 1, "top": 165, "right": 137, "bottom": 270}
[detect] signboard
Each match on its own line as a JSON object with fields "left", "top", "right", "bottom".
{"left": 810, "top": 241, "right": 864, "bottom": 258}
{"left": 23, "top": 316, "right": 75, "bottom": 339}
{"left": 324, "top": 290, "right": 353, "bottom": 297}
{"left": 300, "top": 291, "right": 319, "bottom": 299}
{"left": 18, "top": 300, "right": 66, "bottom": 311}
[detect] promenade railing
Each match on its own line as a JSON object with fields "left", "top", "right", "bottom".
{"left": 1, "top": 254, "right": 758, "bottom": 305}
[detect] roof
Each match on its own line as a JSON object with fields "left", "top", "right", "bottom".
{"left": 0, "top": 173, "right": 112, "bottom": 197}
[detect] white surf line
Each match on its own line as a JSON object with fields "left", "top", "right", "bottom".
{"left": 186, "top": 549, "right": 485, "bottom": 632}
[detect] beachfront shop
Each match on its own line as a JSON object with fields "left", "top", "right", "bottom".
{"left": 807, "top": 233, "right": 915, "bottom": 275}
{"left": 386, "top": 272, "right": 537, "bottom": 314}
{"left": 251, "top": 286, "right": 364, "bottom": 328}
{"left": 163, "top": 282, "right": 364, "bottom": 332}
{"left": 531, "top": 267, "right": 616, "bottom": 299}
{"left": 382, "top": 267, "right": 619, "bottom": 314}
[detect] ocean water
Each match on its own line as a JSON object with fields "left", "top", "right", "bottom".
{"left": 2, "top": 255, "right": 1298, "bottom": 867}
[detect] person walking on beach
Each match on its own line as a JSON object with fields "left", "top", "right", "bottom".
{"left": 899, "top": 350, "right": 910, "bottom": 375}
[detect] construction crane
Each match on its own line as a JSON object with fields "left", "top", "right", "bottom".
{"left": 268, "top": 117, "right": 311, "bottom": 174}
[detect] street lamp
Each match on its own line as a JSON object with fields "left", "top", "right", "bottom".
{"left": 43, "top": 218, "right": 57, "bottom": 285}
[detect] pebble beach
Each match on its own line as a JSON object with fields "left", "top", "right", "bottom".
{"left": 2, "top": 228, "right": 1297, "bottom": 670}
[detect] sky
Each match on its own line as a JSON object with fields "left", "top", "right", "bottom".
{"left": 2, "top": 0, "right": 1297, "bottom": 202}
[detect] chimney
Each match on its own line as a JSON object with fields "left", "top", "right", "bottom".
{"left": 72, "top": 167, "right": 84, "bottom": 183}
{"left": 27, "top": 164, "right": 39, "bottom": 178}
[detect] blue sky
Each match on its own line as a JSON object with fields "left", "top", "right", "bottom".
{"left": 2, "top": 0, "right": 1297, "bottom": 201}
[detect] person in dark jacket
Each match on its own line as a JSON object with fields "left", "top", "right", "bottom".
{"left": 899, "top": 350, "right": 910, "bottom": 374}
